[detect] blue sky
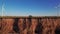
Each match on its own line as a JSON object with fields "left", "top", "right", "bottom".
{"left": 0, "top": 0, "right": 60, "bottom": 16}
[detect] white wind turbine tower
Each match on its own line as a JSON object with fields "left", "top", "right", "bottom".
{"left": 2, "top": 0, "right": 6, "bottom": 16}
{"left": 55, "top": 4, "right": 60, "bottom": 16}
{"left": 55, "top": 0, "right": 60, "bottom": 16}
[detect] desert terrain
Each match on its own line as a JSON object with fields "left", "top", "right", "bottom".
{"left": 0, "top": 16, "right": 60, "bottom": 34}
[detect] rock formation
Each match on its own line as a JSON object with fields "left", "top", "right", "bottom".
{"left": 0, "top": 16, "right": 60, "bottom": 34}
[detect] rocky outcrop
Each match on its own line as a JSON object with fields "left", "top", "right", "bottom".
{"left": 0, "top": 16, "right": 60, "bottom": 34}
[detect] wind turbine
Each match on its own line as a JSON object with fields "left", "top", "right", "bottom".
{"left": 55, "top": 4, "right": 60, "bottom": 16}
{"left": 2, "top": 0, "right": 5, "bottom": 16}
{"left": 55, "top": 0, "right": 60, "bottom": 16}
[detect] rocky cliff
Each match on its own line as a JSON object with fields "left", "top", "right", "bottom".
{"left": 0, "top": 16, "right": 60, "bottom": 34}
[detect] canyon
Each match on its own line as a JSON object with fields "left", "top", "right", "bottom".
{"left": 0, "top": 16, "right": 60, "bottom": 34}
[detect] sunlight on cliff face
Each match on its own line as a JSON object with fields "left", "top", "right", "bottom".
{"left": 0, "top": 17, "right": 60, "bottom": 34}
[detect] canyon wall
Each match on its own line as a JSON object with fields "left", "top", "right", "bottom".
{"left": 0, "top": 16, "right": 60, "bottom": 34}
